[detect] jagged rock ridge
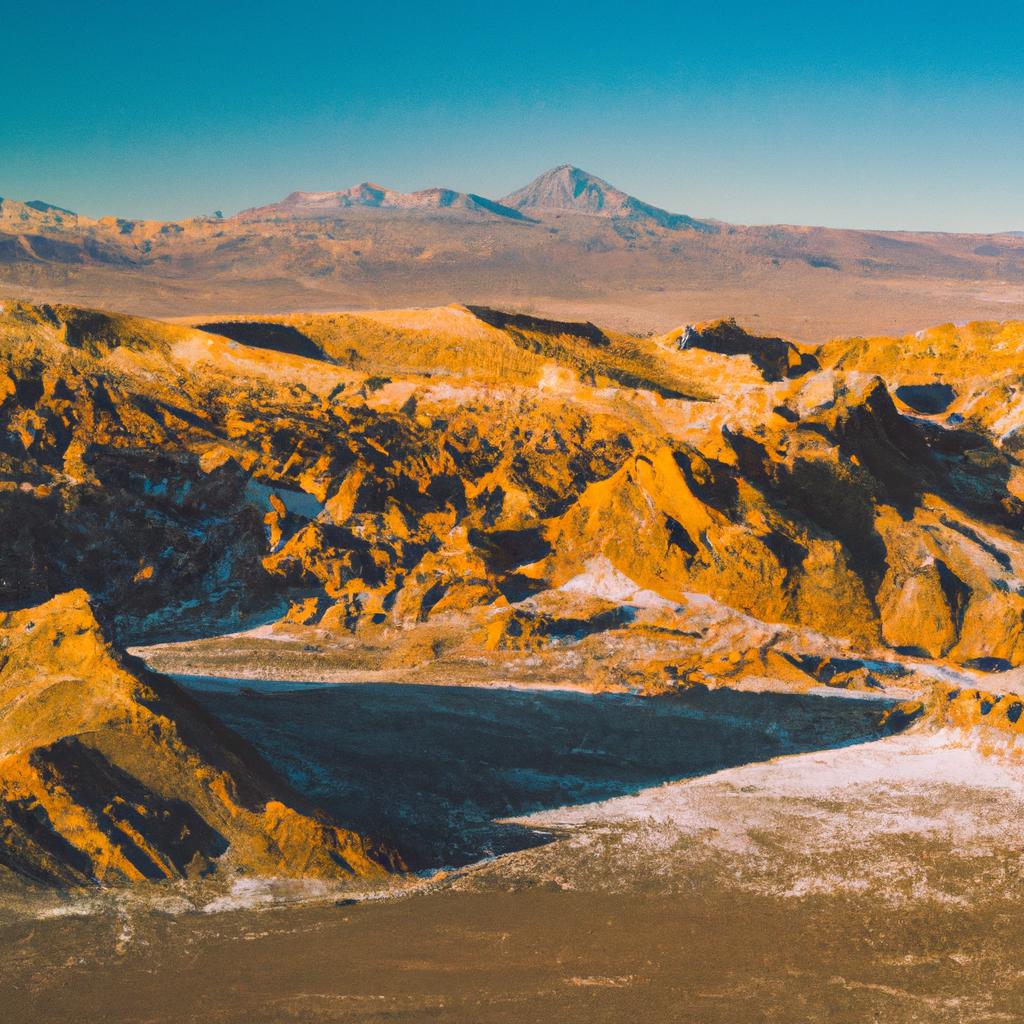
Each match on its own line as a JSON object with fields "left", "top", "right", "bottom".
{"left": 0, "top": 590, "right": 398, "bottom": 887}
{"left": 1, "top": 299, "right": 1023, "bottom": 686}
{"left": 4, "top": 298, "right": 1024, "bottom": 883}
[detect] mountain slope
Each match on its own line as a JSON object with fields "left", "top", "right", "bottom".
{"left": 0, "top": 590, "right": 398, "bottom": 887}
{"left": 238, "top": 183, "right": 529, "bottom": 222}
{"left": 501, "top": 164, "right": 716, "bottom": 232}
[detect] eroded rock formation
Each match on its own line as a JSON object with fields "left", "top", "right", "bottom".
{"left": 5, "top": 297, "right": 1024, "bottom": 883}
{"left": 2, "top": 299, "right": 1024, "bottom": 679}
{"left": 1, "top": 299, "right": 1023, "bottom": 688}
{"left": 0, "top": 589, "right": 397, "bottom": 886}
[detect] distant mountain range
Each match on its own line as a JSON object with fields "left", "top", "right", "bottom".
{"left": 1, "top": 165, "right": 1023, "bottom": 340}
{"left": 6, "top": 165, "right": 716, "bottom": 231}
{"left": 237, "top": 182, "right": 531, "bottom": 222}
{"left": 235, "top": 165, "right": 719, "bottom": 233}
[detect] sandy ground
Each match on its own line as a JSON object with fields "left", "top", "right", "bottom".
{"left": 6, "top": 884, "right": 1024, "bottom": 1023}
{"left": 4, "top": 679, "right": 1024, "bottom": 1022}
{"left": 466, "top": 730, "right": 1024, "bottom": 903}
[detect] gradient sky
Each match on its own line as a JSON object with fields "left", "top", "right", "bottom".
{"left": 3, "top": 0, "right": 1023, "bottom": 231}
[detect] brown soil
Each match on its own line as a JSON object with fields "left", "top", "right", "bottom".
{"left": 3, "top": 885, "right": 1022, "bottom": 1023}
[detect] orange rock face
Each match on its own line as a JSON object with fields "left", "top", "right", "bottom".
{"left": 1, "top": 300, "right": 1024, "bottom": 682}
{"left": 0, "top": 590, "right": 397, "bottom": 886}
{"left": 4, "top": 298, "right": 1024, "bottom": 881}
{"left": 915, "top": 684, "right": 1024, "bottom": 759}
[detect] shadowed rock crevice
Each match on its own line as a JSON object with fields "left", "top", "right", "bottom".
{"left": 468, "top": 527, "right": 552, "bottom": 572}
{"left": 895, "top": 383, "right": 957, "bottom": 414}
{"left": 466, "top": 306, "right": 612, "bottom": 348}
{"left": 0, "top": 449, "right": 278, "bottom": 644}
{"left": 22, "top": 737, "right": 229, "bottom": 882}
{"left": 0, "top": 794, "right": 96, "bottom": 886}
{"left": 780, "top": 457, "right": 889, "bottom": 599}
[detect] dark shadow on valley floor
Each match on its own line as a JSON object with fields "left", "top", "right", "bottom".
{"left": 180, "top": 679, "right": 901, "bottom": 871}
{"left": 196, "top": 322, "right": 326, "bottom": 361}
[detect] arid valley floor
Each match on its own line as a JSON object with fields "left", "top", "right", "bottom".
{"left": 7, "top": 708, "right": 1024, "bottom": 1022}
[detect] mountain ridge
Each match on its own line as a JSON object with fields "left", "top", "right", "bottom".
{"left": 2, "top": 167, "right": 1024, "bottom": 342}
{"left": 0, "top": 588, "right": 398, "bottom": 886}
{"left": 6, "top": 165, "right": 1023, "bottom": 234}
{"left": 233, "top": 164, "right": 714, "bottom": 230}
{"left": 237, "top": 182, "right": 532, "bottom": 222}
{"left": 9, "top": 165, "right": 709, "bottom": 228}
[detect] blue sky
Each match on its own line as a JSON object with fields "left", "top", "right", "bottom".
{"left": 3, "top": 0, "right": 1023, "bottom": 231}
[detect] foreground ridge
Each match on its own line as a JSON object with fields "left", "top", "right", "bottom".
{"left": 0, "top": 589, "right": 398, "bottom": 886}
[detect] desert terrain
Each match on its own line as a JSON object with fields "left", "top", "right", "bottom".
{"left": 2, "top": 286, "right": 1024, "bottom": 1020}
{"left": 3, "top": 165, "right": 1024, "bottom": 340}
{"left": 5, "top": 702, "right": 1024, "bottom": 1022}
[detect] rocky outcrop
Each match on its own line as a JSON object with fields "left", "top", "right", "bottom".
{"left": 3, "top": 298, "right": 1024, "bottom": 691}
{"left": 667, "top": 319, "right": 819, "bottom": 381}
{"left": 0, "top": 590, "right": 398, "bottom": 886}
{"left": 911, "top": 684, "right": 1024, "bottom": 758}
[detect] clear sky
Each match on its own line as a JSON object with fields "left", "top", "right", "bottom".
{"left": 3, "top": 0, "right": 1023, "bottom": 231}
